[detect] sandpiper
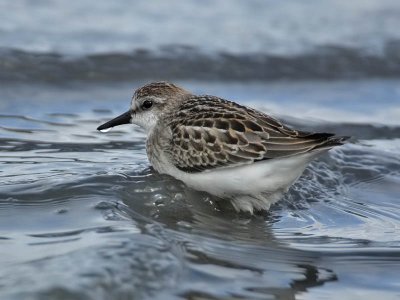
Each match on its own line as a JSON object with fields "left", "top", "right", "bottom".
{"left": 98, "top": 82, "right": 347, "bottom": 213}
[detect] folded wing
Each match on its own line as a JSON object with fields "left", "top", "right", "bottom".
{"left": 165, "top": 95, "right": 347, "bottom": 173}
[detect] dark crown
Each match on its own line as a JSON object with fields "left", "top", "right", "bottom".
{"left": 134, "top": 81, "right": 189, "bottom": 99}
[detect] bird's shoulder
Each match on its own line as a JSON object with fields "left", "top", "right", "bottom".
{"left": 164, "top": 94, "right": 298, "bottom": 138}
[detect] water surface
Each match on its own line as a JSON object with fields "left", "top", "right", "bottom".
{"left": 1, "top": 80, "right": 399, "bottom": 300}
{"left": 1, "top": 1, "right": 400, "bottom": 298}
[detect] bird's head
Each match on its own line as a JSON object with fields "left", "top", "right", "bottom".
{"left": 97, "top": 81, "right": 189, "bottom": 133}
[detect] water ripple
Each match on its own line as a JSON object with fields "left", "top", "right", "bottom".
{"left": 1, "top": 82, "right": 400, "bottom": 298}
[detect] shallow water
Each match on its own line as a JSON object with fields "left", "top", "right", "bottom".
{"left": 1, "top": 80, "right": 399, "bottom": 299}
{"left": 2, "top": 1, "right": 400, "bottom": 298}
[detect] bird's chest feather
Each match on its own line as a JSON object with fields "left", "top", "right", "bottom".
{"left": 146, "top": 126, "right": 174, "bottom": 174}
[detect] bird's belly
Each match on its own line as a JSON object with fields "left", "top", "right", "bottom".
{"left": 178, "top": 153, "right": 317, "bottom": 197}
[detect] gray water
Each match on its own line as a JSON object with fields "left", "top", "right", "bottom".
{"left": 1, "top": 1, "right": 400, "bottom": 300}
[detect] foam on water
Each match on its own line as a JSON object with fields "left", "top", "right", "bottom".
{"left": 1, "top": 1, "right": 400, "bottom": 82}
{"left": 1, "top": 0, "right": 400, "bottom": 56}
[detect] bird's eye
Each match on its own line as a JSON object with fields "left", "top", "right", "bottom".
{"left": 141, "top": 100, "right": 153, "bottom": 110}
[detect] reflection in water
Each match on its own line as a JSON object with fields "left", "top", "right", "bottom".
{"left": 119, "top": 171, "right": 339, "bottom": 299}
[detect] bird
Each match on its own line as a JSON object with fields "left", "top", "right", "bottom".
{"left": 97, "top": 81, "right": 348, "bottom": 214}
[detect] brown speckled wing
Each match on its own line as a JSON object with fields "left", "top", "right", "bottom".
{"left": 165, "top": 95, "right": 345, "bottom": 173}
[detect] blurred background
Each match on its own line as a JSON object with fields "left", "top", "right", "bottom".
{"left": 2, "top": 0, "right": 400, "bottom": 81}
{"left": 1, "top": 1, "right": 400, "bottom": 300}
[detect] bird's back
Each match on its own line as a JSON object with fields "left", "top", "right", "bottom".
{"left": 161, "top": 95, "right": 347, "bottom": 173}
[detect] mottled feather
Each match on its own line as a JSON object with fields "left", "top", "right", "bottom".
{"left": 164, "top": 95, "right": 346, "bottom": 173}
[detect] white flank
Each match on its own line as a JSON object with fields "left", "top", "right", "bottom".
{"left": 164, "top": 151, "right": 324, "bottom": 213}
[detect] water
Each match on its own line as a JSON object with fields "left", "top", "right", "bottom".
{"left": 1, "top": 80, "right": 399, "bottom": 299}
{"left": 1, "top": 1, "right": 400, "bottom": 299}
{"left": 2, "top": 0, "right": 400, "bottom": 82}
{"left": 2, "top": 0, "right": 400, "bottom": 56}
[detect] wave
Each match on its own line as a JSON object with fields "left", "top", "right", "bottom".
{"left": 1, "top": 42, "right": 400, "bottom": 82}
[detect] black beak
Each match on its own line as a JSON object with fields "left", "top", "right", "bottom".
{"left": 97, "top": 111, "right": 132, "bottom": 131}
